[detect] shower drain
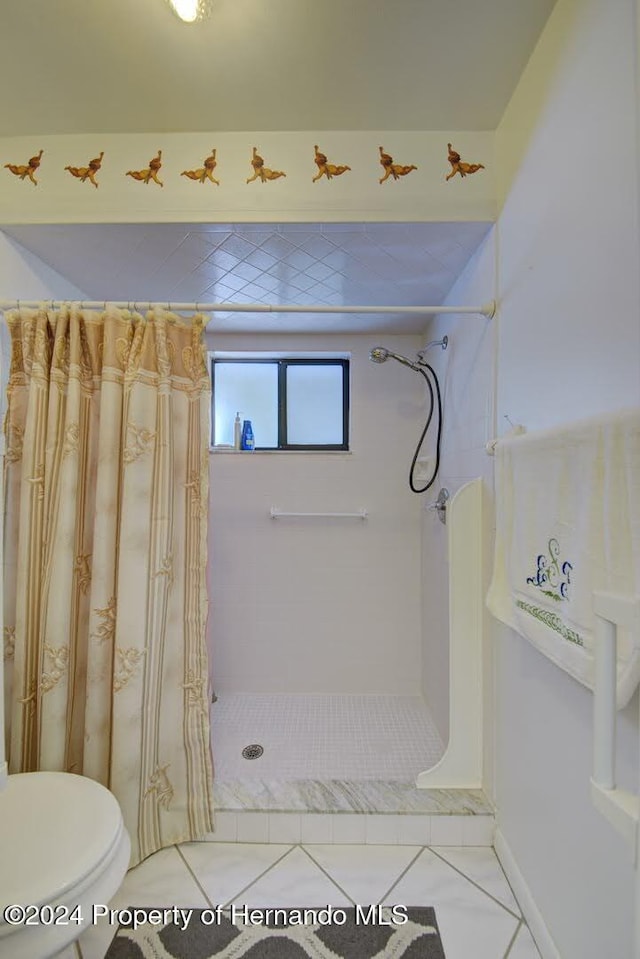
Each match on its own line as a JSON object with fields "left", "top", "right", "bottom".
{"left": 242, "top": 744, "right": 264, "bottom": 760}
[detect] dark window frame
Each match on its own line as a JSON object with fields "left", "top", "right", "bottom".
{"left": 211, "top": 357, "right": 350, "bottom": 451}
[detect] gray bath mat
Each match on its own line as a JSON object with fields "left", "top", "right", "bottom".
{"left": 104, "top": 905, "right": 446, "bottom": 957}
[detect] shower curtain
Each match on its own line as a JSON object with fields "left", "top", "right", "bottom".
{"left": 2, "top": 305, "right": 214, "bottom": 865}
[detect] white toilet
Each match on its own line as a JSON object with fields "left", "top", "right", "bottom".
{"left": 0, "top": 771, "right": 130, "bottom": 958}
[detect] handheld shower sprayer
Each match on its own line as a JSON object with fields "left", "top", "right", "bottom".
{"left": 369, "top": 337, "right": 447, "bottom": 370}
{"left": 369, "top": 339, "right": 447, "bottom": 493}
{"left": 368, "top": 346, "right": 421, "bottom": 371}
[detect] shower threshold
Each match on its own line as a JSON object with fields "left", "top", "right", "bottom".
{"left": 210, "top": 779, "right": 494, "bottom": 846}
{"left": 213, "top": 778, "right": 492, "bottom": 816}
{"left": 210, "top": 694, "right": 494, "bottom": 842}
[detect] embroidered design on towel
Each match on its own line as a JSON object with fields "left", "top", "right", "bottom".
{"left": 526, "top": 538, "right": 573, "bottom": 601}
{"left": 516, "top": 600, "right": 584, "bottom": 648}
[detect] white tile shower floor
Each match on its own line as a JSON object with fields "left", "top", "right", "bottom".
{"left": 76, "top": 842, "right": 542, "bottom": 959}
{"left": 211, "top": 693, "right": 445, "bottom": 780}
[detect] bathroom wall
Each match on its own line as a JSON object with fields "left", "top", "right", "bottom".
{"left": 206, "top": 332, "right": 425, "bottom": 695}
{"left": 0, "top": 232, "right": 87, "bottom": 301}
{"left": 494, "top": 0, "right": 640, "bottom": 954}
{"left": 0, "top": 232, "right": 89, "bottom": 426}
{"left": 419, "top": 229, "right": 496, "bottom": 776}
{"left": 425, "top": 0, "right": 640, "bottom": 955}
{"left": 0, "top": 132, "right": 494, "bottom": 227}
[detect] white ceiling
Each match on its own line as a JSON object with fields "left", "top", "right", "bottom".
{"left": 3, "top": 221, "right": 492, "bottom": 333}
{"left": 1, "top": 0, "right": 557, "bottom": 136}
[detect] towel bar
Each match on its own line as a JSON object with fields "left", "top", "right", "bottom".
{"left": 486, "top": 423, "right": 527, "bottom": 454}
{"left": 270, "top": 508, "right": 367, "bottom": 520}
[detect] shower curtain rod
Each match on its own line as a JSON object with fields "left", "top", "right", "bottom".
{"left": 0, "top": 299, "right": 496, "bottom": 318}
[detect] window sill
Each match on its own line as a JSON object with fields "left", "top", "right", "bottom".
{"left": 209, "top": 447, "right": 352, "bottom": 455}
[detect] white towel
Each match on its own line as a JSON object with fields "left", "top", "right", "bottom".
{"left": 486, "top": 408, "right": 640, "bottom": 707}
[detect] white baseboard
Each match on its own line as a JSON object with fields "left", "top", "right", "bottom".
{"left": 494, "top": 828, "right": 561, "bottom": 959}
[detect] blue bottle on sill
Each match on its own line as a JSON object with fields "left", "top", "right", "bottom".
{"left": 240, "top": 419, "right": 255, "bottom": 451}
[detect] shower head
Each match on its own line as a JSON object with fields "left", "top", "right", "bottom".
{"left": 369, "top": 346, "right": 390, "bottom": 363}
{"left": 369, "top": 346, "right": 421, "bottom": 372}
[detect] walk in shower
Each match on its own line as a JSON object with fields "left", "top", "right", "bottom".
{"left": 0, "top": 220, "right": 492, "bottom": 820}
{"left": 206, "top": 336, "right": 482, "bottom": 820}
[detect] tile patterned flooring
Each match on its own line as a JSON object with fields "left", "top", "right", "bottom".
{"left": 70, "top": 697, "right": 531, "bottom": 957}
{"left": 76, "top": 841, "right": 541, "bottom": 959}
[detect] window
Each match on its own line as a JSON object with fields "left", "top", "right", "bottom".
{"left": 210, "top": 355, "right": 350, "bottom": 451}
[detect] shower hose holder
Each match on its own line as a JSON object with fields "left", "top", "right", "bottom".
{"left": 428, "top": 487, "right": 450, "bottom": 524}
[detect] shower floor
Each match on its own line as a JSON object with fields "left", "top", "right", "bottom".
{"left": 211, "top": 693, "right": 445, "bottom": 781}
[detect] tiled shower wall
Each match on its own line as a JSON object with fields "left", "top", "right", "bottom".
{"left": 206, "top": 333, "right": 426, "bottom": 695}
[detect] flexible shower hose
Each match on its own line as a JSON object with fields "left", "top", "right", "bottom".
{"left": 409, "top": 363, "right": 443, "bottom": 493}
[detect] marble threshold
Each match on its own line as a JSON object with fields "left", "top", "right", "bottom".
{"left": 213, "top": 779, "right": 493, "bottom": 816}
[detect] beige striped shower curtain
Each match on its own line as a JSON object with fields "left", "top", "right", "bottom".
{"left": 2, "top": 305, "right": 214, "bottom": 865}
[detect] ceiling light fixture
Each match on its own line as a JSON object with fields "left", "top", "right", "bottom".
{"left": 167, "top": 0, "right": 212, "bottom": 23}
